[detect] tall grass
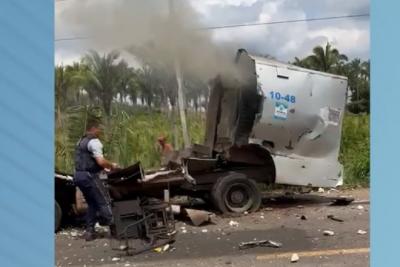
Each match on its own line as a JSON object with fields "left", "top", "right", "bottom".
{"left": 55, "top": 107, "right": 370, "bottom": 187}
{"left": 55, "top": 106, "right": 205, "bottom": 173}
{"left": 339, "top": 114, "right": 370, "bottom": 186}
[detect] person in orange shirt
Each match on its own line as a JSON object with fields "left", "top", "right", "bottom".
{"left": 157, "top": 135, "right": 174, "bottom": 167}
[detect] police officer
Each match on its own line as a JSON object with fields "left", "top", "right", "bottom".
{"left": 73, "top": 120, "right": 119, "bottom": 241}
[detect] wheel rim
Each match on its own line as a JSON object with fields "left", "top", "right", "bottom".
{"left": 223, "top": 183, "right": 254, "bottom": 213}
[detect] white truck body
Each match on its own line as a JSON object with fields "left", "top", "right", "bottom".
{"left": 204, "top": 50, "right": 348, "bottom": 188}
{"left": 249, "top": 55, "right": 348, "bottom": 188}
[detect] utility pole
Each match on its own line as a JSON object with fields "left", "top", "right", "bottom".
{"left": 169, "top": 0, "right": 190, "bottom": 148}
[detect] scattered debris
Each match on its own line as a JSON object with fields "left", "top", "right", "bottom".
{"left": 124, "top": 264, "right": 131, "bottom": 267}
{"left": 318, "top": 188, "right": 325, "bottom": 193}
{"left": 185, "top": 208, "right": 213, "bottom": 226}
{"left": 327, "top": 188, "right": 339, "bottom": 194}
{"left": 291, "top": 253, "right": 299, "bottom": 263}
{"left": 238, "top": 239, "right": 282, "bottom": 250}
{"left": 265, "top": 207, "right": 273, "bottom": 211}
{"left": 119, "top": 245, "right": 128, "bottom": 251}
{"left": 95, "top": 223, "right": 109, "bottom": 233}
{"left": 327, "top": 215, "right": 344, "bottom": 222}
{"left": 154, "top": 244, "right": 171, "bottom": 253}
{"left": 300, "top": 215, "right": 307, "bottom": 220}
{"left": 70, "top": 231, "right": 78, "bottom": 237}
{"left": 357, "top": 230, "right": 367, "bottom": 235}
{"left": 229, "top": 220, "right": 239, "bottom": 227}
{"left": 201, "top": 229, "right": 208, "bottom": 233}
{"left": 323, "top": 230, "right": 335, "bottom": 236}
{"left": 332, "top": 197, "right": 354, "bottom": 206}
{"left": 357, "top": 205, "right": 364, "bottom": 210}
{"left": 111, "top": 257, "right": 120, "bottom": 262}
{"left": 260, "top": 215, "right": 265, "bottom": 219}
{"left": 244, "top": 211, "right": 248, "bottom": 215}
{"left": 225, "top": 261, "right": 232, "bottom": 265}
{"left": 171, "top": 205, "right": 181, "bottom": 214}
{"left": 297, "top": 205, "right": 304, "bottom": 209}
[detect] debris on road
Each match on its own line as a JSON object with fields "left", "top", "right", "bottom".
{"left": 357, "top": 205, "right": 364, "bottom": 210}
{"left": 331, "top": 197, "right": 354, "bottom": 206}
{"left": 327, "top": 188, "right": 339, "bottom": 194}
{"left": 94, "top": 222, "right": 109, "bottom": 233}
{"left": 291, "top": 253, "right": 299, "bottom": 262}
{"left": 300, "top": 215, "right": 307, "bottom": 220}
{"left": 185, "top": 208, "right": 214, "bottom": 226}
{"left": 327, "top": 215, "right": 344, "bottom": 222}
{"left": 171, "top": 205, "right": 181, "bottom": 214}
{"left": 238, "top": 239, "right": 282, "bottom": 250}
{"left": 323, "top": 230, "right": 335, "bottom": 236}
{"left": 111, "top": 257, "right": 120, "bottom": 262}
{"left": 119, "top": 245, "right": 128, "bottom": 251}
{"left": 154, "top": 244, "right": 171, "bottom": 253}
{"left": 229, "top": 220, "right": 239, "bottom": 227}
{"left": 201, "top": 229, "right": 208, "bottom": 233}
{"left": 357, "top": 230, "right": 367, "bottom": 235}
{"left": 318, "top": 188, "right": 325, "bottom": 193}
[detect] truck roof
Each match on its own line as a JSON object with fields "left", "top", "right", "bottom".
{"left": 248, "top": 54, "right": 348, "bottom": 81}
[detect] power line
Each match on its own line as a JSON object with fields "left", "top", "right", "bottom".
{"left": 55, "top": 36, "right": 90, "bottom": 42}
{"left": 55, "top": 13, "right": 369, "bottom": 42}
{"left": 200, "top": 14, "right": 369, "bottom": 30}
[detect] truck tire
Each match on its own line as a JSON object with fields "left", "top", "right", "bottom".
{"left": 55, "top": 200, "right": 62, "bottom": 232}
{"left": 211, "top": 173, "right": 261, "bottom": 214}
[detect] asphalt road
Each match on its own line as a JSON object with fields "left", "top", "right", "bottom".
{"left": 56, "top": 189, "right": 369, "bottom": 267}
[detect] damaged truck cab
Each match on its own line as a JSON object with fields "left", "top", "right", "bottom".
{"left": 200, "top": 49, "right": 347, "bottom": 191}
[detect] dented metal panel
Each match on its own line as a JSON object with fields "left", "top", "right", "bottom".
{"left": 248, "top": 54, "right": 347, "bottom": 187}
{"left": 203, "top": 50, "right": 347, "bottom": 188}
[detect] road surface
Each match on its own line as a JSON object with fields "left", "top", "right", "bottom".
{"left": 56, "top": 189, "right": 369, "bottom": 267}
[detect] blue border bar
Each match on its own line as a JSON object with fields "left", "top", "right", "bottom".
{"left": 0, "top": 1, "right": 54, "bottom": 266}
{"left": 371, "top": 1, "right": 400, "bottom": 266}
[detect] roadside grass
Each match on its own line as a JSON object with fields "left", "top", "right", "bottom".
{"left": 55, "top": 106, "right": 205, "bottom": 173}
{"left": 340, "top": 113, "right": 370, "bottom": 187}
{"left": 56, "top": 107, "right": 370, "bottom": 188}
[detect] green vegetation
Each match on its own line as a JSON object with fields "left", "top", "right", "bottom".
{"left": 55, "top": 42, "right": 370, "bottom": 187}
{"left": 56, "top": 106, "right": 205, "bottom": 173}
{"left": 340, "top": 114, "right": 370, "bottom": 186}
{"left": 293, "top": 42, "right": 370, "bottom": 114}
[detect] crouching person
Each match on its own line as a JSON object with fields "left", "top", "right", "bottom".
{"left": 73, "top": 120, "right": 119, "bottom": 241}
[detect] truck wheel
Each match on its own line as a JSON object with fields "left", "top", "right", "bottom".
{"left": 211, "top": 173, "right": 261, "bottom": 214}
{"left": 55, "top": 200, "right": 62, "bottom": 232}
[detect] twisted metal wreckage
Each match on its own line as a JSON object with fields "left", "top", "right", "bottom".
{"left": 55, "top": 49, "right": 348, "bottom": 254}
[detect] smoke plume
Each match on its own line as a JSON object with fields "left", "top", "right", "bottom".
{"left": 57, "top": 0, "right": 241, "bottom": 81}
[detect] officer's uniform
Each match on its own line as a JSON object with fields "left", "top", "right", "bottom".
{"left": 73, "top": 134, "right": 113, "bottom": 234}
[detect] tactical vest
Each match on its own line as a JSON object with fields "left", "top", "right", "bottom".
{"left": 74, "top": 134, "right": 103, "bottom": 173}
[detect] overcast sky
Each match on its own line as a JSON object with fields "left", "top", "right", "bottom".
{"left": 55, "top": 0, "right": 369, "bottom": 65}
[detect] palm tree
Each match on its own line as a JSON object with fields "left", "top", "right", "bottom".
{"left": 55, "top": 65, "right": 80, "bottom": 125}
{"left": 305, "top": 42, "right": 348, "bottom": 73}
{"left": 292, "top": 57, "right": 311, "bottom": 68}
{"left": 81, "top": 50, "right": 123, "bottom": 116}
